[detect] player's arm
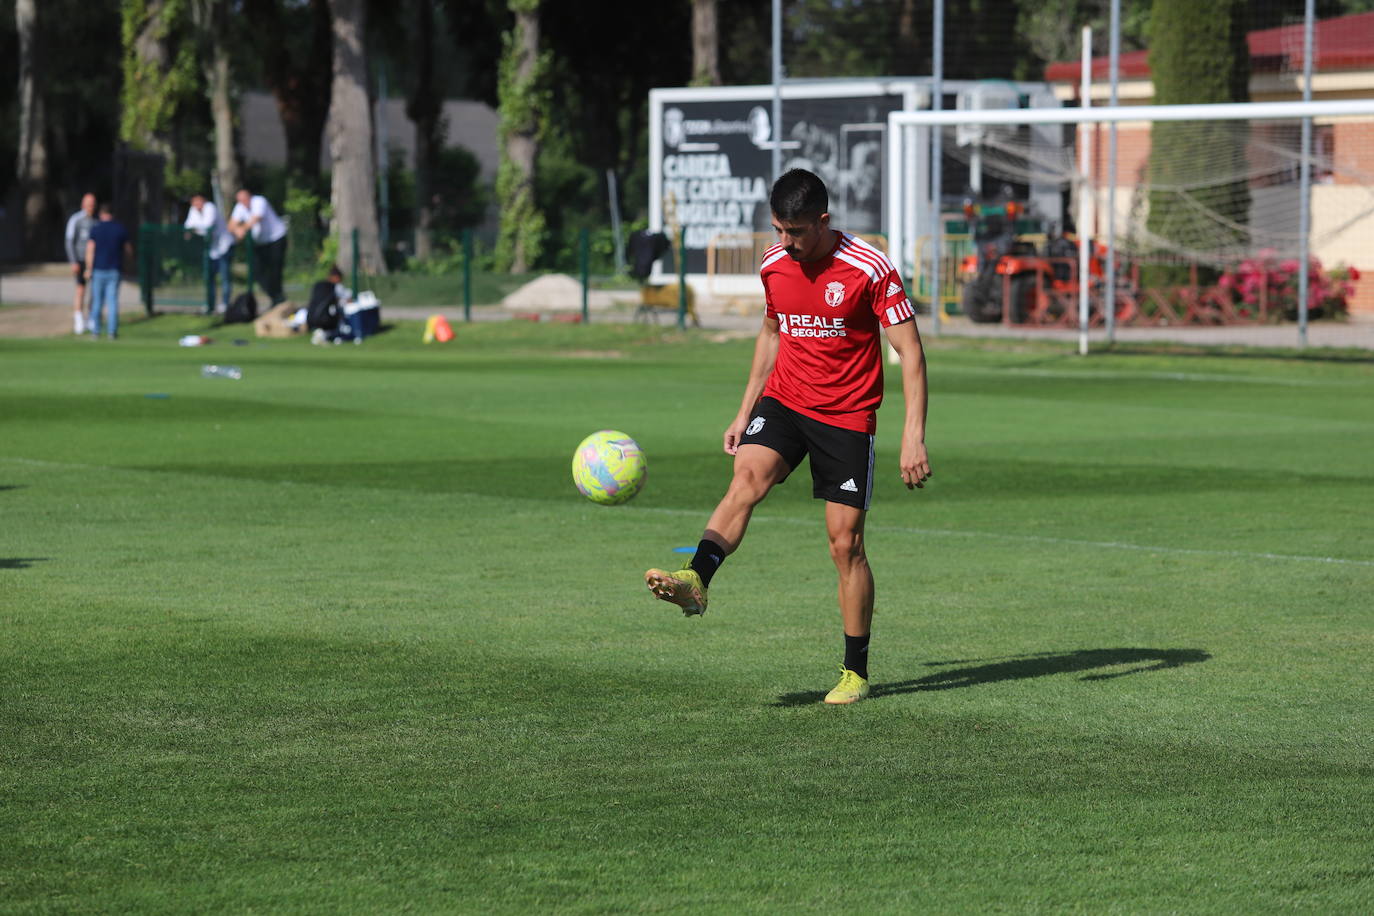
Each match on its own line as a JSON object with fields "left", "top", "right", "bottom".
{"left": 66, "top": 217, "right": 80, "bottom": 267}
{"left": 85, "top": 238, "right": 95, "bottom": 276}
{"left": 723, "top": 316, "right": 780, "bottom": 455}
{"left": 884, "top": 318, "right": 932, "bottom": 489}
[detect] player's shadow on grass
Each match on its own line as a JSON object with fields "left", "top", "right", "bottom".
{"left": 774, "top": 648, "right": 1210, "bottom": 706}
{"left": 0, "top": 557, "right": 49, "bottom": 569}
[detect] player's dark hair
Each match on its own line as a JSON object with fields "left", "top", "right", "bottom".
{"left": 769, "top": 169, "right": 828, "bottom": 222}
{"left": 98, "top": 203, "right": 113, "bottom": 217}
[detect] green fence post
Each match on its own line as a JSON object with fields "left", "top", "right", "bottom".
{"left": 352, "top": 228, "right": 360, "bottom": 297}
{"left": 203, "top": 235, "right": 214, "bottom": 314}
{"left": 580, "top": 228, "right": 590, "bottom": 324}
{"left": 677, "top": 228, "right": 687, "bottom": 330}
{"left": 142, "top": 224, "right": 156, "bottom": 315}
{"left": 462, "top": 229, "right": 473, "bottom": 322}
{"left": 245, "top": 234, "right": 256, "bottom": 298}
{"left": 138, "top": 225, "right": 150, "bottom": 313}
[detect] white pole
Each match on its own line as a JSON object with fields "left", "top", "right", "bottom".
{"left": 771, "top": 0, "right": 783, "bottom": 183}
{"left": 1106, "top": 0, "right": 1120, "bottom": 344}
{"left": 929, "top": 0, "right": 944, "bottom": 335}
{"left": 1297, "top": 0, "right": 1315, "bottom": 348}
{"left": 1078, "top": 26, "right": 1092, "bottom": 356}
{"left": 606, "top": 169, "right": 625, "bottom": 275}
{"left": 889, "top": 98, "right": 1374, "bottom": 127}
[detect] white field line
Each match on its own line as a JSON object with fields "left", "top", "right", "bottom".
{"left": 936, "top": 365, "right": 1357, "bottom": 388}
{"left": 634, "top": 505, "right": 1374, "bottom": 569}
{"left": 8, "top": 455, "right": 1372, "bottom": 570}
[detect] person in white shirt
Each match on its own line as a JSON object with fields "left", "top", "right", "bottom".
{"left": 184, "top": 194, "right": 235, "bottom": 313}
{"left": 64, "top": 193, "right": 98, "bottom": 334}
{"left": 227, "top": 189, "right": 288, "bottom": 305}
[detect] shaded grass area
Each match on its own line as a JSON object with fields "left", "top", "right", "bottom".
{"left": 2, "top": 317, "right": 1373, "bottom": 911}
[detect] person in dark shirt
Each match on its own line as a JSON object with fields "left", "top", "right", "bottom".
{"left": 305, "top": 264, "right": 355, "bottom": 345}
{"left": 85, "top": 205, "right": 132, "bottom": 340}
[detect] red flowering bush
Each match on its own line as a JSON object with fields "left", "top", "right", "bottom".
{"left": 1219, "top": 249, "right": 1360, "bottom": 319}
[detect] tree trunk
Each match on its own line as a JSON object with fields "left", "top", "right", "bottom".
{"left": 121, "top": 0, "right": 176, "bottom": 160}
{"left": 245, "top": 0, "right": 333, "bottom": 192}
{"left": 190, "top": 0, "right": 240, "bottom": 204}
{"left": 691, "top": 0, "right": 719, "bottom": 86}
{"left": 328, "top": 0, "right": 387, "bottom": 276}
{"left": 15, "top": 0, "right": 51, "bottom": 258}
{"left": 496, "top": 1, "right": 545, "bottom": 273}
{"left": 407, "top": 0, "right": 441, "bottom": 262}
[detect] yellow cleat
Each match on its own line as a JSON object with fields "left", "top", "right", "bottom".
{"left": 644, "top": 566, "right": 708, "bottom": 616}
{"left": 824, "top": 666, "right": 870, "bottom": 705}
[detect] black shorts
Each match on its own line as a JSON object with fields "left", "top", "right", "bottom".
{"left": 74, "top": 264, "right": 87, "bottom": 286}
{"left": 739, "top": 396, "right": 874, "bottom": 510}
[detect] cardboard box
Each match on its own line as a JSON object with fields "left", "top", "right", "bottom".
{"left": 254, "top": 302, "right": 304, "bottom": 338}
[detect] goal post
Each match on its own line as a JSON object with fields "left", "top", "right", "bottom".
{"left": 886, "top": 97, "right": 1374, "bottom": 352}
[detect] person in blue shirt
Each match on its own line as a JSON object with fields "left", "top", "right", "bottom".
{"left": 84, "top": 205, "right": 132, "bottom": 339}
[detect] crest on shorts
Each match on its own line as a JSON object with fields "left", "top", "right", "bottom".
{"left": 746, "top": 416, "right": 765, "bottom": 436}
{"left": 823, "top": 281, "right": 846, "bottom": 307}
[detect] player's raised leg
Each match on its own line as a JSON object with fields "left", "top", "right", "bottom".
{"left": 824, "top": 500, "right": 873, "bottom": 704}
{"left": 645, "top": 443, "right": 789, "bottom": 616}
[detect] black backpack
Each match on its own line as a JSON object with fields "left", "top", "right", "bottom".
{"left": 305, "top": 280, "right": 342, "bottom": 331}
{"left": 225, "top": 292, "right": 258, "bottom": 324}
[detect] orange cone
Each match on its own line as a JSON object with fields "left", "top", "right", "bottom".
{"left": 433, "top": 315, "right": 454, "bottom": 343}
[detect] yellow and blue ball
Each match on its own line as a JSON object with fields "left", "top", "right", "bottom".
{"left": 572, "top": 430, "right": 647, "bottom": 506}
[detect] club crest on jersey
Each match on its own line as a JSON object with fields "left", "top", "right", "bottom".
{"left": 823, "top": 281, "right": 846, "bottom": 307}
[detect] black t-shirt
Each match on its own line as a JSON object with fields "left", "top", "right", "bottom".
{"left": 306, "top": 280, "right": 341, "bottom": 330}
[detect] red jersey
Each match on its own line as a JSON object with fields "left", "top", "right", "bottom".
{"left": 760, "top": 231, "right": 915, "bottom": 433}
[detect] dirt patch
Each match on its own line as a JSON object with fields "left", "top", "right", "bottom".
{"left": 562, "top": 349, "right": 625, "bottom": 359}
{"left": 0, "top": 303, "right": 150, "bottom": 339}
{"left": 0, "top": 304, "right": 72, "bottom": 338}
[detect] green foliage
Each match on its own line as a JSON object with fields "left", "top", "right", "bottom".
{"left": 119, "top": 0, "right": 200, "bottom": 154}
{"left": 494, "top": 5, "right": 550, "bottom": 272}
{"left": 1143, "top": 0, "right": 1251, "bottom": 289}
{"left": 282, "top": 184, "right": 334, "bottom": 275}
{"left": 386, "top": 144, "right": 490, "bottom": 257}
{"left": 1017, "top": 0, "right": 1153, "bottom": 76}
{"left": 163, "top": 165, "right": 204, "bottom": 203}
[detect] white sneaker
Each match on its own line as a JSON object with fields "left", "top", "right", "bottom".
{"left": 74, "top": 314, "right": 85, "bottom": 334}
{"left": 311, "top": 328, "right": 328, "bottom": 345}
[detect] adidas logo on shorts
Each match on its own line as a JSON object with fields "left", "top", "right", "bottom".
{"left": 839, "top": 478, "right": 858, "bottom": 492}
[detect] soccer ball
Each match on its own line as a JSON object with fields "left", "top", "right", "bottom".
{"left": 572, "top": 430, "right": 647, "bottom": 505}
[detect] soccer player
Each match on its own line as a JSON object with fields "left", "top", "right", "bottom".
{"left": 645, "top": 168, "right": 931, "bottom": 705}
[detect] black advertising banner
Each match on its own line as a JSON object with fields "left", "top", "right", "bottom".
{"left": 659, "top": 93, "right": 905, "bottom": 274}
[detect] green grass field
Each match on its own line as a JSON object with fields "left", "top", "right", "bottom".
{"left": 2, "top": 316, "right": 1372, "bottom": 913}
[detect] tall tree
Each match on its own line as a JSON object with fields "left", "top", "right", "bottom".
{"left": 691, "top": 0, "right": 719, "bottom": 86}
{"left": 495, "top": 0, "right": 546, "bottom": 273}
{"left": 406, "top": 0, "right": 442, "bottom": 261}
{"left": 188, "top": 0, "right": 240, "bottom": 204}
{"left": 15, "top": 0, "right": 50, "bottom": 257}
{"left": 1144, "top": 0, "right": 1250, "bottom": 285}
{"left": 328, "top": 0, "right": 387, "bottom": 275}
{"left": 120, "top": 0, "right": 198, "bottom": 163}
{"left": 243, "top": 0, "right": 334, "bottom": 193}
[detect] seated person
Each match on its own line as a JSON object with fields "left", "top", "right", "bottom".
{"left": 306, "top": 265, "right": 355, "bottom": 344}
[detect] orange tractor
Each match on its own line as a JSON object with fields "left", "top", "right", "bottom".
{"left": 956, "top": 200, "right": 1112, "bottom": 325}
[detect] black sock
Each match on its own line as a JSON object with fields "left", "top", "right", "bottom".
{"left": 844, "top": 633, "right": 870, "bottom": 680}
{"left": 690, "top": 538, "right": 727, "bottom": 587}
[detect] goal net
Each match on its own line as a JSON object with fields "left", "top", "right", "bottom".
{"left": 886, "top": 98, "right": 1374, "bottom": 343}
